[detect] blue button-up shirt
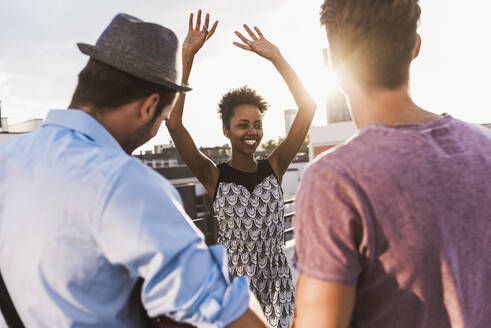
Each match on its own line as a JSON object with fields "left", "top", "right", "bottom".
{"left": 0, "top": 109, "right": 249, "bottom": 327}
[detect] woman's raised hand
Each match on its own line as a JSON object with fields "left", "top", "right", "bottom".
{"left": 182, "top": 10, "right": 218, "bottom": 58}
{"left": 233, "top": 25, "right": 281, "bottom": 62}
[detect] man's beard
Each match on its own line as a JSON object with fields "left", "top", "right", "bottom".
{"left": 122, "top": 119, "right": 155, "bottom": 155}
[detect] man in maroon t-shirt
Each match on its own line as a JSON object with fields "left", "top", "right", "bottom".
{"left": 293, "top": 1, "right": 491, "bottom": 327}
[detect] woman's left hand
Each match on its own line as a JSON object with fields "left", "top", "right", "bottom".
{"left": 182, "top": 9, "right": 218, "bottom": 58}
{"left": 233, "top": 25, "right": 281, "bottom": 62}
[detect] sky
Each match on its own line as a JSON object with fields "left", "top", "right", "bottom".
{"left": 1, "top": 0, "right": 491, "bottom": 154}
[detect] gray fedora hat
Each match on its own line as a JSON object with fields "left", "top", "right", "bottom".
{"left": 77, "top": 13, "right": 191, "bottom": 92}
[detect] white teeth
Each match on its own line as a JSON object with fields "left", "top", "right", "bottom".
{"left": 244, "top": 140, "right": 256, "bottom": 145}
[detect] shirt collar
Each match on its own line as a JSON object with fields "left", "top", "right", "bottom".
{"left": 42, "top": 109, "right": 123, "bottom": 151}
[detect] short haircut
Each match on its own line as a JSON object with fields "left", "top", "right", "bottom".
{"left": 320, "top": 0, "right": 421, "bottom": 89}
{"left": 69, "top": 58, "right": 177, "bottom": 117}
{"left": 218, "top": 86, "right": 269, "bottom": 128}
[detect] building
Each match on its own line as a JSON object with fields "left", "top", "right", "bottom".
{"left": 8, "top": 119, "right": 43, "bottom": 133}
{"left": 138, "top": 152, "right": 181, "bottom": 168}
{"left": 326, "top": 90, "right": 351, "bottom": 123}
{"left": 1, "top": 119, "right": 43, "bottom": 144}
{"left": 136, "top": 143, "right": 232, "bottom": 169}
{"left": 309, "top": 89, "right": 355, "bottom": 159}
{"left": 138, "top": 143, "right": 183, "bottom": 168}
{"left": 282, "top": 161, "right": 308, "bottom": 198}
{"left": 0, "top": 101, "right": 43, "bottom": 144}
{"left": 153, "top": 142, "right": 176, "bottom": 154}
{"left": 309, "top": 121, "right": 356, "bottom": 159}
{"left": 284, "top": 109, "right": 297, "bottom": 136}
{"left": 310, "top": 93, "right": 491, "bottom": 160}
{"left": 0, "top": 101, "right": 15, "bottom": 143}
{"left": 199, "top": 145, "right": 231, "bottom": 164}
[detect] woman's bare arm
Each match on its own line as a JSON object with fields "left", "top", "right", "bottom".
{"left": 166, "top": 10, "right": 219, "bottom": 196}
{"left": 233, "top": 25, "right": 317, "bottom": 181}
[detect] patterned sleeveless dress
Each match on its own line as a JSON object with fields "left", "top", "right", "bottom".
{"left": 212, "top": 160, "right": 294, "bottom": 328}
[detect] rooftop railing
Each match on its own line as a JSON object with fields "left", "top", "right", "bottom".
{"left": 283, "top": 197, "right": 295, "bottom": 243}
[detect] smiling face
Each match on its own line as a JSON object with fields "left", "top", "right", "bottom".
{"left": 224, "top": 104, "right": 264, "bottom": 154}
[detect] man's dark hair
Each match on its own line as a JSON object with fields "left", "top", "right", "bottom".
{"left": 69, "top": 58, "right": 177, "bottom": 118}
{"left": 320, "top": 0, "right": 421, "bottom": 89}
{"left": 218, "top": 86, "right": 269, "bottom": 128}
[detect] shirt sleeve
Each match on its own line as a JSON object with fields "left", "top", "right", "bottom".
{"left": 293, "top": 161, "right": 364, "bottom": 285}
{"left": 94, "top": 160, "right": 249, "bottom": 327}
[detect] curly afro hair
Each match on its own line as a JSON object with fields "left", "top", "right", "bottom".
{"left": 218, "top": 86, "right": 269, "bottom": 128}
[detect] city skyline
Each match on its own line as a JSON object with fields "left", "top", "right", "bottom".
{"left": 1, "top": 0, "right": 491, "bottom": 154}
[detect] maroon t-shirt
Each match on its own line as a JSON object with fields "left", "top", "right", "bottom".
{"left": 294, "top": 116, "right": 491, "bottom": 327}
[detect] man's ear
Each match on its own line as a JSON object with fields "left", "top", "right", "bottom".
{"left": 139, "top": 93, "right": 160, "bottom": 123}
{"left": 222, "top": 125, "right": 230, "bottom": 138}
{"left": 413, "top": 33, "right": 421, "bottom": 59}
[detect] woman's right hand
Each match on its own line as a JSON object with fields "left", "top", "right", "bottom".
{"left": 233, "top": 25, "right": 281, "bottom": 63}
{"left": 182, "top": 10, "right": 218, "bottom": 59}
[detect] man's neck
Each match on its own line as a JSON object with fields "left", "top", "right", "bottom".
{"left": 347, "top": 84, "right": 441, "bottom": 130}
{"left": 76, "top": 106, "right": 137, "bottom": 155}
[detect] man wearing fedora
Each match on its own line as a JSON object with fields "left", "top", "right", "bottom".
{"left": 0, "top": 13, "right": 267, "bottom": 327}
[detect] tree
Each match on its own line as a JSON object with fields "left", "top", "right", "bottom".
{"left": 261, "top": 135, "right": 309, "bottom": 152}
{"left": 299, "top": 134, "right": 310, "bottom": 153}
{"left": 261, "top": 138, "right": 280, "bottom": 151}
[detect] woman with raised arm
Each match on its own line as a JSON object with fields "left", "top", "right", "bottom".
{"left": 166, "top": 10, "right": 316, "bottom": 328}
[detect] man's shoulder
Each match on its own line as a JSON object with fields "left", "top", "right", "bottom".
{"left": 305, "top": 116, "right": 491, "bottom": 182}
{"left": 450, "top": 117, "right": 491, "bottom": 140}
{"left": 302, "top": 124, "right": 411, "bottom": 187}
{"left": 0, "top": 130, "right": 34, "bottom": 153}
{"left": 305, "top": 130, "right": 375, "bottom": 176}
{"left": 120, "top": 157, "right": 174, "bottom": 190}
{"left": 108, "top": 156, "right": 180, "bottom": 204}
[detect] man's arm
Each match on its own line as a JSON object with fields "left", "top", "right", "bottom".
{"left": 293, "top": 162, "right": 366, "bottom": 328}
{"left": 293, "top": 274, "right": 355, "bottom": 328}
{"left": 154, "top": 290, "right": 267, "bottom": 328}
{"left": 97, "top": 160, "right": 267, "bottom": 327}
